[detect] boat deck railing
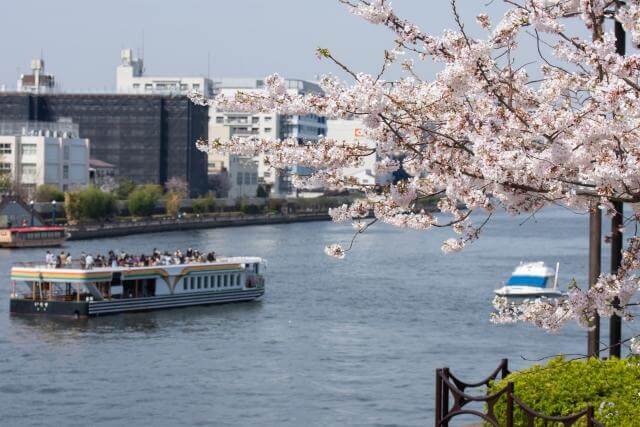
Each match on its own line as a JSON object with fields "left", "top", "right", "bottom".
{"left": 12, "top": 256, "right": 262, "bottom": 271}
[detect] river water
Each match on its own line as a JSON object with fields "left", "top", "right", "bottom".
{"left": 0, "top": 207, "right": 628, "bottom": 426}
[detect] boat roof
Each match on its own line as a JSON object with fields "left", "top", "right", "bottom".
{"left": 10, "top": 256, "right": 264, "bottom": 283}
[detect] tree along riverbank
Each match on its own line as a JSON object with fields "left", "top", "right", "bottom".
{"left": 66, "top": 212, "right": 331, "bottom": 240}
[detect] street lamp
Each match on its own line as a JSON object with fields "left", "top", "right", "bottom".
{"left": 51, "top": 200, "right": 57, "bottom": 225}
{"left": 29, "top": 200, "right": 34, "bottom": 227}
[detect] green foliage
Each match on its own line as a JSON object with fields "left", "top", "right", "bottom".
{"left": 0, "top": 173, "right": 13, "bottom": 195}
{"left": 114, "top": 178, "right": 136, "bottom": 200}
{"left": 64, "top": 186, "right": 115, "bottom": 222}
{"left": 192, "top": 194, "right": 215, "bottom": 214}
{"left": 128, "top": 184, "right": 162, "bottom": 217}
{"left": 489, "top": 356, "right": 640, "bottom": 426}
{"left": 165, "top": 192, "right": 182, "bottom": 218}
{"left": 34, "top": 184, "right": 64, "bottom": 203}
{"left": 256, "top": 185, "right": 269, "bottom": 198}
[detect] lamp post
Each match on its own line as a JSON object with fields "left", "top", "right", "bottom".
{"left": 51, "top": 200, "right": 57, "bottom": 225}
{"left": 29, "top": 200, "right": 34, "bottom": 227}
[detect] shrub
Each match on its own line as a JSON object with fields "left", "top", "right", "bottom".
{"left": 128, "top": 184, "right": 162, "bottom": 217}
{"left": 192, "top": 195, "right": 215, "bottom": 214}
{"left": 114, "top": 178, "right": 136, "bottom": 200}
{"left": 489, "top": 356, "right": 640, "bottom": 426}
{"left": 34, "top": 184, "right": 65, "bottom": 202}
{"left": 64, "top": 186, "right": 115, "bottom": 222}
{"left": 165, "top": 192, "right": 181, "bottom": 217}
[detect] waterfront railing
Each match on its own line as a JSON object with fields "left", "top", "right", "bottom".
{"left": 434, "top": 359, "right": 604, "bottom": 426}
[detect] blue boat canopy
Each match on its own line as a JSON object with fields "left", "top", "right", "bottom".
{"left": 507, "top": 275, "right": 548, "bottom": 287}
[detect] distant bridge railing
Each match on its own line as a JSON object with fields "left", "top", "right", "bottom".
{"left": 435, "top": 359, "right": 605, "bottom": 426}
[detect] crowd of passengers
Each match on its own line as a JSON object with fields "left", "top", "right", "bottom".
{"left": 44, "top": 248, "right": 217, "bottom": 269}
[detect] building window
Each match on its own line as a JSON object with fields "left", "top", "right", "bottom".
{"left": 21, "top": 164, "right": 36, "bottom": 176}
{"left": 145, "top": 83, "right": 153, "bottom": 90}
{"left": 133, "top": 83, "right": 140, "bottom": 89}
{"left": 264, "top": 116, "right": 272, "bottom": 122}
{"left": 216, "top": 116, "right": 223, "bottom": 124}
{"left": 192, "top": 84, "right": 200, "bottom": 90}
{"left": 0, "top": 163, "right": 11, "bottom": 174}
{"left": 21, "top": 144, "right": 36, "bottom": 156}
{"left": 180, "top": 83, "right": 188, "bottom": 91}
{"left": 244, "top": 172, "right": 252, "bottom": 185}
{"left": 251, "top": 173, "right": 257, "bottom": 185}
{"left": 63, "top": 165, "right": 69, "bottom": 179}
{"left": 264, "top": 128, "right": 272, "bottom": 133}
{"left": 63, "top": 145, "right": 70, "bottom": 160}
{"left": 0, "top": 143, "right": 11, "bottom": 154}
{"left": 252, "top": 117, "right": 259, "bottom": 124}
{"left": 237, "top": 173, "right": 242, "bottom": 185}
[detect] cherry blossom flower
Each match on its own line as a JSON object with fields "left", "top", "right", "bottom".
{"left": 192, "top": 0, "right": 640, "bottom": 340}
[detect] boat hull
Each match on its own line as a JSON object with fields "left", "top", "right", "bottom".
{"left": 0, "top": 238, "right": 67, "bottom": 248}
{"left": 10, "top": 289, "right": 264, "bottom": 317}
{"left": 494, "top": 286, "right": 563, "bottom": 299}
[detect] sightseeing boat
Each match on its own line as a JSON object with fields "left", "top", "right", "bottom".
{"left": 494, "top": 261, "right": 563, "bottom": 299}
{"left": 9, "top": 256, "right": 265, "bottom": 317}
{"left": 0, "top": 226, "right": 68, "bottom": 248}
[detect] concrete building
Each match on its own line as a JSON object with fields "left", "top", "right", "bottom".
{"left": 208, "top": 125, "right": 258, "bottom": 200}
{"left": 17, "top": 59, "right": 56, "bottom": 94}
{"left": 0, "top": 121, "right": 89, "bottom": 193}
{"left": 211, "top": 78, "right": 326, "bottom": 197}
{"left": 0, "top": 93, "right": 209, "bottom": 196}
{"left": 116, "top": 49, "right": 215, "bottom": 97}
{"left": 325, "top": 118, "right": 391, "bottom": 188}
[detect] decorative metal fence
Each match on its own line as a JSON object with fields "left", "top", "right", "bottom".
{"left": 434, "top": 359, "right": 606, "bottom": 427}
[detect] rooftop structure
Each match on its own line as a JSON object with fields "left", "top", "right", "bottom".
{"left": 17, "top": 59, "right": 56, "bottom": 94}
{"left": 116, "top": 49, "right": 215, "bottom": 97}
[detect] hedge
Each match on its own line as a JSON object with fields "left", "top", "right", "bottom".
{"left": 489, "top": 356, "right": 640, "bottom": 426}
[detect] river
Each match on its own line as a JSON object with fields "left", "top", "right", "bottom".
{"left": 0, "top": 207, "right": 626, "bottom": 426}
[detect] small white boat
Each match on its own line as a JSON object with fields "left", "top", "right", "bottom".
{"left": 494, "top": 261, "right": 563, "bottom": 298}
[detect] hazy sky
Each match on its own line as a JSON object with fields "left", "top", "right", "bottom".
{"left": 2, "top": 1, "right": 515, "bottom": 91}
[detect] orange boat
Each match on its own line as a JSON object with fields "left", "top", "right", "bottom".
{"left": 0, "top": 226, "right": 67, "bottom": 248}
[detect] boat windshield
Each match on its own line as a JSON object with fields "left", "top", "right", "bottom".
{"left": 506, "top": 276, "right": 548, "bottom": 287}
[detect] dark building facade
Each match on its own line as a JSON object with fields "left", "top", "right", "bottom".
{"left": 0, "top": 93, "right": 208, "bottom": 196}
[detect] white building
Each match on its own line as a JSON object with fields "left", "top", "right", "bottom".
{"left": 325, "top": 118, "right": 391, "bottom": 188}
{"left": 116, "top": 48, "right": 215, "bottom": 97}
{"left": 208, "top": 126, "right": 258, "bottom": 200}
{"left": 211, "top": 78, "right": 326, "bottom": 197}
{"left": 17, "top": 59, "right": 56, "bottom": 94}
{"left": 0, "top": 122, "right": 90, "bottom": 194}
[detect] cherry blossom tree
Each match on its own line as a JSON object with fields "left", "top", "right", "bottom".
{"left": 191, "top": 0, "right": 640, "bottom": 353}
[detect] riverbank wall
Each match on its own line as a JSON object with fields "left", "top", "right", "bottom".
{"left": 66, "top": 212, "right": 330, "bottom": 241}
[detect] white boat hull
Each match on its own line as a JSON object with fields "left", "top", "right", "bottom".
{"left": 494, "top": 286, "right": 563, "bottom": 298}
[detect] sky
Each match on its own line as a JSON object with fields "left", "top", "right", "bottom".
{"left": 0, "top": 0, "right": 508, "bottom": 91}
{"left": 1, "top": 1, "right": 633, "bottom": 91}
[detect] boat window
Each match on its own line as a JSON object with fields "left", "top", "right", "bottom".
{"left": 223, "top": 275, "right": 228, "bottom": 287}
{"left": 197, "top": 276, "right": 201, "bottom": 289}
{"left": 190, "top": 277, "right": 194, "bottom": 290}
{"left": 216, "top": 275, "right": 220, "bottom": 288}
{"left": 183, "top": 279, "right": 187, "bottom": 291}
{"left": 204, "top": 276, "right": 208, "bottom": 289}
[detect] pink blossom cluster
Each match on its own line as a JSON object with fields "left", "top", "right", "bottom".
{"left": 191, "top": 1, "right": 640, "bottom": 342}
